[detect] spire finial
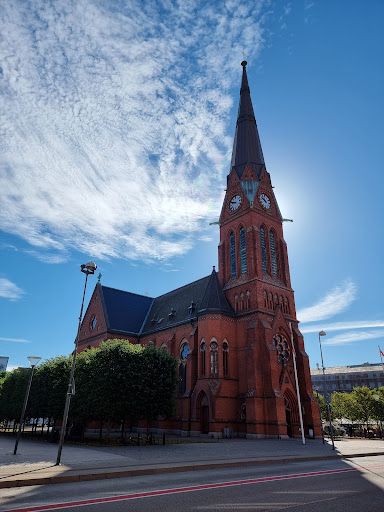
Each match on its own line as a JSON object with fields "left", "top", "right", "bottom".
{"left": 241, "top": 60, "right": 247, "bottom": 68}
{"left": 97, "top": 272, "right": 102, "bottom": 283}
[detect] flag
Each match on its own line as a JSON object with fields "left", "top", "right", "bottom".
{"left": 380, "top": 347, "right": 384, "bottom": 358}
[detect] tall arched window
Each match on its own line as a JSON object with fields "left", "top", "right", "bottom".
{"left": 223, "top": 341, "right": 229, "bottom": 377}
{"left": 200, "top": 340, "right": 206, "bottom": 377}
{"left": 239, "top": 227, "right": 247, "bottom": 274}
{"left": 179, "top": 342, "right": 189, "bottom": 395}
{"left": 210, "top": 340, "right": 218, "bottom": 376}
{"left": 260, "top": 226, "right": 268, "bottom": 273}
{"left": 230, "top": 232, "right": 236, "bottom": 277}
{"left": 269, "top": 230, "right": 278, "bottom": 277}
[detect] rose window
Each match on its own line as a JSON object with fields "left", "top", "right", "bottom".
{"left": 273, "top": 334, "right": 290, "bottom": 364}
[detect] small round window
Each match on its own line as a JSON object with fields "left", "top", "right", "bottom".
{"left": 91, "top": 316, "right": 97, "bottom": 330}
{"left": 210, "top": 341, "right": 218, "bottom": 349}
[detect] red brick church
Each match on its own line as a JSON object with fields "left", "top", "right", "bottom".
{"left": 78, "top": 62, "right": 321, "bottom": 439}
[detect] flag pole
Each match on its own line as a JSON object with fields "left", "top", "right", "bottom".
{"left": 379, "top": 345, "right": 384, "bottom": 374}
{"left": 289, "top": 322, "right": 306, "bottom": 445}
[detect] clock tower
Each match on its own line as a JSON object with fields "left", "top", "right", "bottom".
{"left": 217, "top": 61, "right": 320, "bottom": 438}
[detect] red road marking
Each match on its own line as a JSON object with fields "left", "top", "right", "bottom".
{"left": 3, "top": 464, "right": 384, "bottom": 512}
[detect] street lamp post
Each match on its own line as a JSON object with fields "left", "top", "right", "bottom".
{"left": 55, "top": 261, "right": 97, "bottom": 466}
{"left": 318, "top": 330, "right": 335, "bottom": 450}
{"left": 14, "top": 356, "right": 42, "bottom": 455}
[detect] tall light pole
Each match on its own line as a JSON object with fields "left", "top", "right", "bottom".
{"left": 318, "top": 330, "right": 335, "bottom": 450}
{"left": 14, "top": 356, "right": 42, "bottom": 455}
{"left": 55, "top": 261, "right": 97, "bottom": 466}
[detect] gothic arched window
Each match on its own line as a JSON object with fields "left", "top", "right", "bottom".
{"left": 260, "top": 226, "right": 268, "bottom": 273}
{"left": 210, "top": 340, "right": 218, "bottom": 376}
{"left": 200, "top": 340, "right": 206, "bottom": 377}
{"left": 223, "top": 341, "right": 229, "bottom": 377}
{"left": 269, "top": 230, "right": 278, "bottom": 277}
{"left": 230, "top": 232, "right": 236, "bottom": 277}
{"left": 239, "top": 227, "right": 247, "bottom": 274}
{"left": 179, "top": 341, "right": 189, "bottom": 395}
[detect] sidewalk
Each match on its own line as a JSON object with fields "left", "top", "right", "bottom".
{"left": 1, "top": 436, "right": 384, "bottom": 489}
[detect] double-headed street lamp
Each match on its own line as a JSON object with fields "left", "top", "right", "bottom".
{"left": 318, "top": 330, "right": 335, "bottom": 450}
{"left": 55, "top": 261, "right": 97, "bottom": 466}
{"left": 14, "top": 356, "right": 42, "bottom": 455}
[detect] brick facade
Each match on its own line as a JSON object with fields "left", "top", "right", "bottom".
{"left": 77, "top": 62, "right": 321, "bottom": 439}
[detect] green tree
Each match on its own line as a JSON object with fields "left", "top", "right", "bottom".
{"left": 372, "top": 387, "right": 384, "bottom": 436}
{"left": 137, "top": 345, "right": 178, "bottom": 429}
{"left": 330, "top": 392, "right": 350, "bottom": 424}
{"left": 0, "top": 340, "right": 179, "bottom": 437}
{"left": 0, "top": 369, "right": 30, "bottom": 424}
{"left": 350, "top": 387, "right": 376, "bottom": 433}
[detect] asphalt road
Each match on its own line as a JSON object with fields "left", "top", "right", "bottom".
{"left": 1, "top": 456, "right": 384, "bottom": 512}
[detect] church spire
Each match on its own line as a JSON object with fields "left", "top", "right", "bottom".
{"left": 230, "top": 61, "right": 265, "bottom": 180}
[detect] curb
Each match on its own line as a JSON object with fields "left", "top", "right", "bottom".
{"left": 1, "top": 451, "right": 384, "bottom": 489}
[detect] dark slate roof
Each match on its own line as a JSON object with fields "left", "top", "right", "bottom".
{"left": 98, "top": 270, "right": 235, "bottom": 337}
{"left": 198, "top": 268, "right": 233, "bottom": 314}
{"left": 100, "top": 284, "right": 153, "bottom": 335}
{"left": 230, "top": 61, "right": 265, "bottom": 180}
{"left": 141, "top": 275, "right": 211, "bottom": 335}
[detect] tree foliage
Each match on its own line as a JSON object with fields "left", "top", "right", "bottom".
{"left": 0, "top": 340, "right": 178, "bottom": 431}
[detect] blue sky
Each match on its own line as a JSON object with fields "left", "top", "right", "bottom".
{"left": 1, "top": 0, "right": 383, "bottom": 372}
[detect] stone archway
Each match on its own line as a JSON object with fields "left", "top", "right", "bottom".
{"left": 284, "top": 389, "right": 297, "bottom": 438}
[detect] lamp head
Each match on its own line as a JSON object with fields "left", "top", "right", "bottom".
{"left": 319, "top": 330, "right": 326, "bottom": 337}
{"left": 81, "top": 261, "right": 97, "bottom": 275}
{"left": 27, "top": 356, "right": 42, "bottom": 368}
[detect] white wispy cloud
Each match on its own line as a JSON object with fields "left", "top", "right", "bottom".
{"left": 300, "top": 320, "right": 384, "bottom": 334}
{"left": 0, "top": 0, "right": 270, "bottom": 263}
{"left": 0, "top": 337, "right": 30, "bottom": 343}
{"left": 0, "top": 278, "right": 25, "bottom": 301}
{"left": 25, "top": 251, "right": 68, "bottom": 264}
{"left": 199, "top": 236, "right": 213, "bottom": 242}
{"left": 323, "top": 329, "right": 384, "bottom": 346}
{"left": 297, "top": 279, "right": 356, "bottom": 323}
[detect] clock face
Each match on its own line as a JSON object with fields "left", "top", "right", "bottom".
{"left": 259, "top": 193, "right": 271, "bottom": 209}
{"left": 229, "top": 194, "right": 242, "bottom": 211}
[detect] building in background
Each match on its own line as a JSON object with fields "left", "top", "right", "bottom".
{"left": 311, "top": 362, "right": 384, "bottom": 397}
{"left": 0, "top": 356, "right": 9, "bottom": 372}
{"left": 78, "top": 62, "right": 321, "bottom": 439}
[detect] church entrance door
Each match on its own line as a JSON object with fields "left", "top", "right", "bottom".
{"left": 201, "top": 406, "right": 209, "bottom": 434}
{"left": 200, "top": 395, "right": 209, "bottom": 434}
{"left": 285, "top": 407, "right": 293, "bottom": 437}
